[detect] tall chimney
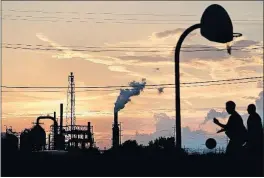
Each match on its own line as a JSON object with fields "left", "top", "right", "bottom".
{"left": 60, "top": 103, "right": 63, "bottom": 134}
{"left": 112, "top": 111, "right": 120, "bottom": 148}
{"left": 114, "top": 111, "right": 118, "bottom": 125}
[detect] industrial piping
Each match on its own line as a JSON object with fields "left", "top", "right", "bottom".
{"left": 36, "top": 116, "right": 58, "bottom": 149}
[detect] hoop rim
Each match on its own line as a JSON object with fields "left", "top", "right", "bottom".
{"left": 233, "top": 33, "right": 242, "bottom": 38}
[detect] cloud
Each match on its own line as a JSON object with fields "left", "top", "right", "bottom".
{"left": 34, "top": 33, "right": 263, "bottom": 111}
{"left": 36, "top": 33, "right": 117, "bottom": 66}
{"left": 179, "top": 43, "right": 261, "bottom": 63}
{"left": 202, "top": 109, "right": 229, "bottom": 125}
{"left": 118, "top": 38, "right": 262, "bottom": 65}
{"left": 202, "top": 91, "right": 263, "bottom": 127}
{"left": 242, "top": 96, "right": 257, "bottom": 100}
{"left": 132, "top": 113, "right": 226, "bottom": 149}
{"left": 118, "top": 55, "right": 172, "bottom": 63}
{"left": 236, "top": 65, "right": 263, "bottom": 75}
{"left": 36, "top": 31, "right": 261, "bottom": 89}
{"left": 36, "top": 33, "right": 150, "bottom": 69}
{"left": 108, "top": 66, "right": 131, "bottom": 73}
{"left": 118, "top": 42, "right": 261, "bottom": 65}
{"left": 256, "top": 91, "right": 263, "bottom": 123}
{"left": 232, "top": 40, "right": 260, "bottom": 48}
{"left": 155, "top": 28, "right": 196, "bottom": 39}
{"left": 134, "top": 113, "right": 175, "bottom": 145}
{"left": 257, "top": 80, "right": 263, "bottom": 88}
{"left": 35, "top": 33, "right": 175, "bottom": 84}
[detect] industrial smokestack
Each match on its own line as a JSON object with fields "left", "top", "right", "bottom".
{"left": 114, "top": 112, "right": 118, "bottom": 125}
{"left": 112, "top": 79, "right": 146, "bottom": 148}
{"left": 60, "top": 103, "right": 63, "bottom": 135}
{"left": 88, "top": 122, "right": 91, "bottom": 130}
{"left": 112, "top": 111, "right": 120, "bottom": 148}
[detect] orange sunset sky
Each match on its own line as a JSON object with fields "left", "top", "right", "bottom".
{"left": 1, "top": 1, "right": 263, "bottom": 149}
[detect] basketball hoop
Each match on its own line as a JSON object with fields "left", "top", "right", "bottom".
{"left": 225, "top": 33, "right": 242, "bottom": 55}
{"left": 174, "top": 4, "right": 243, "bottom": 149}
{"left": 233, "top": 33, "right": 242, "bottom": 38}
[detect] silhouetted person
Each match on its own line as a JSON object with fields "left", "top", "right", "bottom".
{"left": 213, "top": 101, "right": 247, "bottom": 156}
{"left": 245, "top": 104, "right": 263, "bottom": 157}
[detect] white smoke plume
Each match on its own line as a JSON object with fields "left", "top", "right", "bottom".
{"left": 114, "top": 78, "right": 146, "bottom": 113}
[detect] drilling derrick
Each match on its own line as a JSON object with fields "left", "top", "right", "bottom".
{"left": 66, "top": 72, "right": 76, "bottom": 143}
{"left": 64, "top": 72, "right": 96, "bottom": 149}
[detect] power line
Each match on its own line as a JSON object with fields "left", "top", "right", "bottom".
{"left": 1, "top": 76, "right": 262, "bottom": 89}
{"left": 3, "top": 14, "right": 263, "bottom": 23}
{"left": 0, "top": 108, "right": 198, "bottom": 117}
{"left": 2, "top": 9, "right": 263, "bottom": 24}
{"left": 2, "top": 17, "right": 262, "bottom": 25}
{"left": 182, "top": 80, "right": 261, "bottom": 87}
{"left": 2, "top": 9, "right": 198, "bottom": 16}
{"left": 2, "top": 90, "right": 64, "bottom": 93}
{"left": 180, "top": 76, "right": 262, "bottom": 85}
{"left": 2, "top": 43, "right": 263, "bottom": 49}
{"left": 149, "top": 80, "right": 261, "bottom": 89}
{"left": 1, "top": 80, "right": 262, "bottom": 93}
{"left": 2, "top": 45, "right": 262, "bottom": 53}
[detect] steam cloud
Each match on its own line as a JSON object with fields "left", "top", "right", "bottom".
{"left": 114, "top": 78, "right": 146, "bottom": 113}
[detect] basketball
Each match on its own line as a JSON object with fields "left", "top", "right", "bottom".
{"left": 205, "top": 138, "right": 217, "bottom": 149}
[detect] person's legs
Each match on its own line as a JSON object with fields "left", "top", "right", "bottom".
{"left": 226, "top": 140, "right": 244, "bottom": 157}
{"left": 226, "top": 140, "right": 235, "bottom": 156}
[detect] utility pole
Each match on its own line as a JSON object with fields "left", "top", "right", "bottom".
{"left": 54, "top": 112, "right": 56, "bottom": 122}
{"left": 173, "top": 125, "right": 176, "bottom": 144}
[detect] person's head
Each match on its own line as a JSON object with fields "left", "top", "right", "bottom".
{"left": 226, "top": 101, "right": 236, "bottom": 114}
{"left": 247, "top": 104, "right": 256, "bottom": 114}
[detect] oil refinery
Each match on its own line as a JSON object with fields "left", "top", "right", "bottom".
{"left": 1, "top": 72, "right": 110, "bottom": 152}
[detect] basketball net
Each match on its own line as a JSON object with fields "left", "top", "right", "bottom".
{"left": 226, "top": 33, "right": 243, "bottom": 55}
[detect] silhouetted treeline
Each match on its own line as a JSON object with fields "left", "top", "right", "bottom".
{"left": 1, "top": 136, "right": 263, "bottom": 176}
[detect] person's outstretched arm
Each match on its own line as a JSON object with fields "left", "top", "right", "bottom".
{"left": 213, "top": 118, "right": 227, "bottom": 129}
{"left": 217, "top": 128, "right": 225, "bottom": 133}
